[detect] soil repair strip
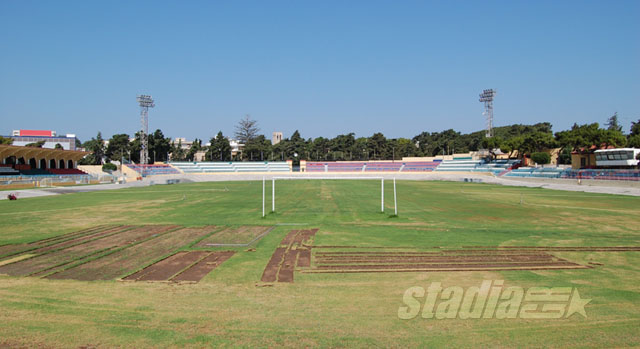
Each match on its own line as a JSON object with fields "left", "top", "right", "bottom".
{"left": 170, "top": 251, "right": 235, "bottom": 282}
{"left": 304, "top": 246, "right": 640, "bottom": 273}
{"left": 261, "top": 228, "right": 318, "bottom": 283}
{"left": 124, "top": 251, "right": 211, "bottom": 281}
{"left": 46, "top": 226, "right": 210, "bottom": 281}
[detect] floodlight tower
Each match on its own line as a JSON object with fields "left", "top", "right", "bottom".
{"left": 137, "top": 95, "right": 155, "bottom": 165}
{"left": 479, "top": 89, "right": 496, "bottom": 138}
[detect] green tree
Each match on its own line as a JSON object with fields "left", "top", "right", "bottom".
{"left": 186, "top": 139, "right": 202, "bottom": 161}
{"left": 310, "top": 137, "right": 330, "bottom": 160}
{"left": 26, "top": 140, "right": 46, "bottom": 148}
{"left": 631, "top": 119, "right": 640, "bottom": 136}
{"left": 79, "top": 132, "right": 105, "bottom": 165}
{"left": 149, "top": 129, "right": 172, "bottom": 162}
{"left": 628, "top": 135, "right": 640, "bottom": 148}
{"left": 0, "top": 136, "right": 14, "bottom": 145}
{"left": 106, "top": 134, "right": 131, "bottom": 161}
{"left": 521, "top": 132, "right": 556, "bottom": 154}
{"left": 207, "top": 132, "right": 232, "bottom": 161}
{"left": 531, "top": 152, "right": 551, "bottom": 165}
{"left": 606, "top": 112, "right": 622, "bottom": 132}
{"left": 54, "top": 143, "right": 63, "bottom": 149}
{"left": 102, "top": 162, "right": 117, "bottom": 172}
{"left": 170, "top": 139, "right": 187, "bottom": 161}
{"left": 482, "top": 136, "right": 505, "bottom": 159}
{"left": 234, "top": 114, "right": 260, "bottom": 144}
{"left": 369, "top": 133, "right": 387, "bottom": 160}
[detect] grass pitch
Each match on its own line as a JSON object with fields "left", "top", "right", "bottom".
{"left": 0, "top": 180, "right": 639, "bottom": 347}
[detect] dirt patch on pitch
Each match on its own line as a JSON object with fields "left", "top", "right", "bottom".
{"left": 123, "top": 250, "right": 234, "bottom": 283}
{"left": 47, "top": 226, "right": 215, "bottom": 281}
{"left": 302, "top": 246, "right": 640, "bottom": 274}
{"left": 260, "top": 229, "right": 317, "bottom": 283}
{"left": 0, "top": 225, "right": 229, "bottom": 282}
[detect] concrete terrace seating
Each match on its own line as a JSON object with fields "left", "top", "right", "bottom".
{"left": 19, "top": 168, "right": 52, "bottom": 176}
{"left": 399, "top": 161, "right": 441, "bottom": 172}
{"left": 306, "top": 162, "right": 329, "bottom": 172}
{"left": 305, "top": 161, "right": 441, "bottom": 172}
{"left": 328, "top": 162, "right": 366, "bottom": 172}
{"left": 170, "top": 162, "right": 290, "bottom": 173}
{"left": 0, "top": 167, "right": 20, "bottom": 175}
{"left": 48, "top": 168, "right": 88, "bottom": 175}
{"left": 364, "top": 163, "right": 403, "bottom": 172}
{"left": 504, "top": 167, "right": 566, "bottom": 178}
{"left": 127, "top": 164, "right": 181, "bottom": 176}
{"left": 435, "top": 159, "right": 483, "bottom": 172}
{"left": 474, "top": 159, "right": 520, "bottom": 175}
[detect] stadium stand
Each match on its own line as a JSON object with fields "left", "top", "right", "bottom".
{"left": 562, "top": 169, "right": 640, "bottom": 181}
{"left": 364, "top": 162, "right": 403, "bottom": 172}
{"left": 169, "top": 162, "right": 290, "bottom": 174}
{"left": 305, "top": 161, "right": 442, "bottom": 172}
{"left": 401, "top": 161, "right": 441, "bottom": 172}
{"left": 434, "top": 158, "right": 519, "bottom": 175}
{"left": 473, "top": 159, "right": 521, "bottom": 175}
{"left": 126, "top": 164, "right": 181, "bottom": 176}
{"left": 435, "top": 159, "right": 483, "bottom": 172}
{"left": 0, "top": 166, "right": 20, "bottom": 175}
{"left": 18, "top": 168, "right": 52, "bottom": 176}
{"left": 504, "top": 167, "right": 566, "bottom": 178}
{"left": 48, "top": 168, "right": 88, "bottom": 175}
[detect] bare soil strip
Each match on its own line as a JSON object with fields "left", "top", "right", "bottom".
{"left": 46, "top": 226, "right": 210, "bottom": 281}
{"left": 279, "top": 230, "right": 300, "bottom": 246}
{"left": 305, "top": 245, "right": 640, "bottom": 274}
{"left": 313, "top": 261, "right": 584, "bottom": 270}
{"left": 33, "top": 226, "right": 134, "bottom": 253}
{"left": 297, "top": 249, "right": 311, "bottom": 268}
{"left": 124, "top": 251, "right": 211, "bottom": 281}
{"left": 261, "top": 247, "right": 286, "bottom": 283}
{"left": 277, "top": 249, "right": 299, "bottom": 282}
{"left": 260, "top": 228, "right": 318, "bottom": 283}
{"left": 0, "top": 225, "right": 115, "bottom": 258}
{"left": 170, "top": 251, "right": 235, "bottom": 282}
{"left": 303, "top": 265, "right": 589, "bottom": 273}
{"left": 0, "top": 225, "right": 169, "bottom": 276}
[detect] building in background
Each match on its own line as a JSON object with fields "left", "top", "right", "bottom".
{"left": 9, "top": 130, "right": 79, "bottom": 150}
{"left": 272, "top": 132, "right": 283, "bottom": 145}
{"left": 229, "top": 139, "right": 244, "bottom": 157}
{"left": 172, "top": 137, "right": 193, "bottom": 150}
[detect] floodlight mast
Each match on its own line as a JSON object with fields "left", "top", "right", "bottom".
{"left": 137, "top": 95, "right": 155, "bottom": 165}
{"left": 479, "top": 89, "right": 496, "bottom": 138}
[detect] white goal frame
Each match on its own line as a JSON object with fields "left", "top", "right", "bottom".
{"left": 262, "top": 176, "right": 397, "bottom": 217}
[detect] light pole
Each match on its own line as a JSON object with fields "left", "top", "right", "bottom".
{"left": 136, "top": 95, "right": 155, "bottom": 165}
{"left": 479, "top": 89, "right": 496, "bottom": 138}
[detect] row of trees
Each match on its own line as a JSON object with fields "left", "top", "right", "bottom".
{"left": 80, "top": 130, "right": 174, "bottom": 165}
{"left": 78, "top": 114, "right": 640, "bottom": 165}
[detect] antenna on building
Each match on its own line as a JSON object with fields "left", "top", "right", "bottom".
{"left": 479, "top": 89, "right": 496, "bottom": 138}
{"left": 137, "top": 95, "right": 155, "bottom": 164}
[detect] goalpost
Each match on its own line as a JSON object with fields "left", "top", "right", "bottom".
{"left": 262, "top": 176, "right": 398, "bottom": 217}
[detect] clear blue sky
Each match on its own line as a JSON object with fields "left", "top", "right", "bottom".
{"left": 1, "top": 0, "right": 638, "bottom": 142}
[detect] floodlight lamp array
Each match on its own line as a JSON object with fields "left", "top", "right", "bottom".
{"left": 137, "top": 95, "right": 155, "bottom": 108}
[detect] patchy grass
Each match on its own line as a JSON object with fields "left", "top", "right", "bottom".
{"left": 0, "top": 180, "right": 639, "bottom": 347}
